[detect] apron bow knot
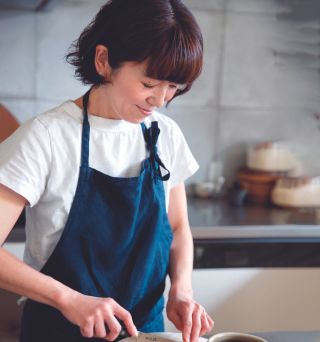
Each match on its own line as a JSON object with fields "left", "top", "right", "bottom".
{"left": 142, "top": 122, "right": 170, "bottom": 181}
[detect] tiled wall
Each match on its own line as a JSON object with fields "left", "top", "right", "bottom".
{"left": 1, "top": 0, "right": 320, "bottom": 183}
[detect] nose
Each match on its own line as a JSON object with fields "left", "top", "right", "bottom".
{"left": 147, "top": 86, "right": 169, "bottom": 108}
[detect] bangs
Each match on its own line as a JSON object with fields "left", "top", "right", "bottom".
{"left": 144, "top": 26, "right": 203, "bottom": 93}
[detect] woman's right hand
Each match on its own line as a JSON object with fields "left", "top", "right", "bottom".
{"left": 58, "top": 291, "right": 138, "bottom": 340}
{"left": 0, "top": 185, "right": 136, "bottom": 340}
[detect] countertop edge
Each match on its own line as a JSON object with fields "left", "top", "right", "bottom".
{"left": 7, "top": 224, "right": 320, "bottom": 243}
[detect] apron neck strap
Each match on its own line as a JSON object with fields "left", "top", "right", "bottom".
{"left": 81, "top": 90, "right": 170, "bottom": 181}
{"left": 80, "top": 88, "right": 92, "bottom": 167}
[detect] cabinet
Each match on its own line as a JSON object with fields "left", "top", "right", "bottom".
{"left": 165, "top": 268, "right": 320, "bottom": 334}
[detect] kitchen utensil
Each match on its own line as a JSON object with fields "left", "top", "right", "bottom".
{"left": 237, "top": 167, "right": 287, "bottom": 204}
{"left": 272, "top": 176, "right": 320, "bottom": 208}
{"left": 246, "top": 141, "right": 296, "bottom": 173}
{"left": 137, "top": 332, "right": 181, "bottom": 342}
{"left": 194, "top": 181, "right": 216, "bottom": 198}
{"left": 120, "top": 332, "right": 207, "bottom": 342}
{"left": 208, "top": 332, "right": 268, "bottom": 342}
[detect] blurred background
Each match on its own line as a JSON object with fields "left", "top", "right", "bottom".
{"left": 0, "top": 0, "right": 320, "bottom": 185}
{"left": 1, "top": 0, "right": 320, "bottom": 341}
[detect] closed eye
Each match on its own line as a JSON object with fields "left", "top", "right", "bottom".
{"left": 142, "top": 82, "right": 155, "bottom": 89}
{"left": 169, "top": 84, "right": 178, "bottom": 90}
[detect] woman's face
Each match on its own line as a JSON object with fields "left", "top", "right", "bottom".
{"left": 98, "top": 61, "right": 183, "bottom": 123}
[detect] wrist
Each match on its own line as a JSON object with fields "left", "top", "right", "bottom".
{"left": 45, "top": 276, "right": 78, "bottom": 311}
{"left": 169, "top": 282, "right": 193, "bottom": 299}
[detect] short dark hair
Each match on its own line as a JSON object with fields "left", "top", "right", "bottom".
{"left": 66, "top": 0, "right": 203, "bottom": 98}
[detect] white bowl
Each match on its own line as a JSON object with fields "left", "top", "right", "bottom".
{"left": 208, "top": 332, "right": 267, "bottom": 342}
{"left": 247, "top": 141, "right": 297, "bottom": 172}
{"left": 272, "top": 176, "right": 320, "bottom": 208}
{"left": 120, "top": 332, "right": 207, "bottom": 342}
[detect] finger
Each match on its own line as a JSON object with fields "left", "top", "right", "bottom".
{"left": 80, "top": 317, "right": 94, "bottom": 338}
{"left": 199, "top": 312, "right": 210, "bottom": 336}
{"left": 190, "top": 306, "right": 202, "bottom": 342}
{"left": 206, "top": 313, "right": 214, "bottom": 331}
{"left": 168, "top": 310, "right": 183, "bottom": 331}
{"left": 182, "top": 306, "right": 193, "bottom": 342}
{"left": 113, "top": 304, "right": 138, "bottom": 337}
{"left": 94, "top": 313, "right": 107, "bottom": 339}
{"left": 104, "top": 314, "right": 122, "bottom": 341}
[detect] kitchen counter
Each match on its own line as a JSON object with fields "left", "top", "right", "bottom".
{"left": 254, "top": 331, "right": 320, "bottom": 342}
{"left": 9, "top": 197, "right": 320, "bottom": 239}
{"left": 188, "top": 197, "right": 320, "bottom": 240}
{"left": 188, "top": 197, "right": 320, "bottom": 268}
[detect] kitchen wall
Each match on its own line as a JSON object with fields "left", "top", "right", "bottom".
{"left": 1, "top": 0, "right": 320, "bottom": 184}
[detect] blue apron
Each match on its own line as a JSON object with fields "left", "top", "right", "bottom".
{"left": 20, "top": 89, "right": 173, "bottom": 342}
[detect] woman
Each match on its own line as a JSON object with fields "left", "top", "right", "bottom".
{"left": 0, "top": 0, "right": 214, "bottom": 341}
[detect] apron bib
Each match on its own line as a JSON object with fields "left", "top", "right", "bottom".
{"left": 20, "top": 89, "right": 173, "bottom": 342}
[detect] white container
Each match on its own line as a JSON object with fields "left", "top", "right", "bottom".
{"left": 272, "top": 176, "right": 320, "bottom": 208}
{"left": 247, "top": 141, "right": 297, "bottom": 172}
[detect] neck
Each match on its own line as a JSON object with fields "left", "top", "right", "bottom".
{"left": 74, "top": 86, "right": 118, "bottom": 120}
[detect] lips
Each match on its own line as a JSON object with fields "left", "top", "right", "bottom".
{"left": 136, "top": 105, "right": 153, "bottom": 116}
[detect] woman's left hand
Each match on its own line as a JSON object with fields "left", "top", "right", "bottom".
{"left": 166, "top": 290, "right": 214, "bottom": 342}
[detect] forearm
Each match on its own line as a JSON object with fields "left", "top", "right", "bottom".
{"left": 168, "top": 224, "right": 194, "bottom": 296}
{"left": 0, "top": 185, "right": 74, "bottom": 310}
{"left": 0, "top": 247, "right": 75, "bottom": 310}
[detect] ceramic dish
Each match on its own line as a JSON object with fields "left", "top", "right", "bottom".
{"left": 120, "top": 332, "right": 207, "bottom": 342}
{"left": 208, "top": 332, "right": 267, "bottom": 342}
{"left": 272, "top": 176, "right": 320, "bottom": 208}
{"left": 247, "top": 141, "right": 296, "bottom": 172}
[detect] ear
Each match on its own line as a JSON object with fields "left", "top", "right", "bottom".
{"left": 95, "top": 45, "right": 111, "bottom": 78}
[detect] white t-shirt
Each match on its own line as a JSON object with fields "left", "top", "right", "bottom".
{"left": 0, "top": 100, "right": 198, "bottom": 271}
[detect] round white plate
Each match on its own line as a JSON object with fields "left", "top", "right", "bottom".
{"left": 120, "top": 332, "right": 207, "bottom": 342}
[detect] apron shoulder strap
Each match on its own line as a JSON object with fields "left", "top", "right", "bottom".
{"left": 80, "top": 89, "right": 91, "bottom": 167}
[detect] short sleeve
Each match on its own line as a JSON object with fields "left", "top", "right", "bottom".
{"left": 169, "top": 120, "right": 199, "bottom": 187}
{"left": 0, "top": 117, "right": 52, "bottom": 207}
